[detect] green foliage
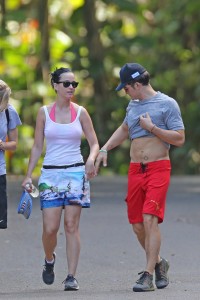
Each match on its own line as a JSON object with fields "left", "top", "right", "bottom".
{"left": 0, "top": 0, "right": 199, "bottom": 175}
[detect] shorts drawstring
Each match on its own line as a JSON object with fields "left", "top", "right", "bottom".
{"left": 140, "top": 163, "right": 148, "bottom": 174}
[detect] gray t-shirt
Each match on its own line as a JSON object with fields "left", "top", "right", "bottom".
{"left": 0, "top": 104, "right": 22, "bottom": 175}
{"left": 123, "top": 91, "right": 184, "bottom": 148}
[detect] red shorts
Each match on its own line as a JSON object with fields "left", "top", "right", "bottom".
{"left": 126, "top": 160, "right": 171, "bottom": 224}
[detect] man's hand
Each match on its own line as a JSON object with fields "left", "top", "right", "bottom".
{"left": 95, "top": 151, "right": 108, "bottom": 174}
{"left": 139, "top": 112, "right": 154, "bottom": 132}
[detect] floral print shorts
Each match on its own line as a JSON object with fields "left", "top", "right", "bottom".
{"left": 38, "top": 168, "right": 90, "bottom": 209}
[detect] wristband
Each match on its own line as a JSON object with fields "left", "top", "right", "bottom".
{"left": 150, "top": 124, "right": 156, "bottom": 133}
{"left": 99, "top": 149, "right": 107, "bottom": 153}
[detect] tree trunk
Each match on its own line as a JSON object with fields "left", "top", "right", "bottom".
{"left": 83, "top": 0, "right": 109, "bottom": 143}
{"left": 37, "top": 0, "right": 50, "bottom": 82}
{"left": 31, "top": 0, "right": 50, "bottom": 82}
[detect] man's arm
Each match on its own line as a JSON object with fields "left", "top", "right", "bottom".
{"left": 140, "top": 112, "right": 185, "bottom": 147}
{"left": 95, "top": 123, "right": 129, "bottom": 172}
{"left": 150, "top": 127, "right": 185, "bottom": 147}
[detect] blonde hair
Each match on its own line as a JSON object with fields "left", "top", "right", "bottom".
{"left": 0, "top": 80, "right": 11, "bottom": 112}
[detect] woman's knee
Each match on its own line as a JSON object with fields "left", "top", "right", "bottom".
{"left": 64, "top": 219, "right": 78, "bottom": 234}
{"left": 43, "top": 225, "right": 59, "bottom": 237}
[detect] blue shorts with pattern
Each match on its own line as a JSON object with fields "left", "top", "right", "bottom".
{"left": 38, "top": 167, "right": 90, "bottom": 209}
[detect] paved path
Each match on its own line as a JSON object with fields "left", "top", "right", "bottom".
{"left": 0, "top": 175, "right": 200, "bottom": 300}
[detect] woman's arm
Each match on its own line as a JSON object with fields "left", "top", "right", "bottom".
{"left": 80, "top": 107, "right": 99, "bottom": 179}
{"left": 22, "top": 107, "right": 45, "bottom": 187}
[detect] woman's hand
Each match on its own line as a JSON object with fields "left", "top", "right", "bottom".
{"left": 85, "top": 158, "right": 97, "bottom": 180}
{"left": 22, "top": 176, "right": 33, "bottom": 191}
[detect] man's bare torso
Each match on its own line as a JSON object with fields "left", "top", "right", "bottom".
{"left": 130, "top": 137, "right": 169, "bottom": 163}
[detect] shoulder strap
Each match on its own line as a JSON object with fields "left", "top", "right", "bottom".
{"left": 43, "top": 106, "right": 49, "bottom": 117}
{"left": 5, "top": 108, "right": 9, "bottom": 126}
{"left": 49, "top": 103, "right": 56, "bottom": 121}
{"left": 70, "top": 102, "right": 77, "bottom": 122}
{"left": 77, "top": 106, "right": 82, "bottom": 118}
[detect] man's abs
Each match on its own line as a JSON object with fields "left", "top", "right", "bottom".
{"left": 130, "top": 136, "right": 169, "bottom": 163}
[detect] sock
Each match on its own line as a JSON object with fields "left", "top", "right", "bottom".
{"left": 46, "top": 258, "right": 54, "bottom": 264}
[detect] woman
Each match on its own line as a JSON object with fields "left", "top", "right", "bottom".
{"left": 0, "top": 79, "right": 22, "bottom": 229}
{"left": 22, "top": 67, "right": 99, "bottom": 291}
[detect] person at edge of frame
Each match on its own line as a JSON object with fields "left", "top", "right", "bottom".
{"left": 95, "top": 62, "right": 185, "bottom": 292}
{"left": 22, "top": 67, "right": 99, "bottom": 291}
{"left": 0, "top": 79, "right": 22, "bottom": 229}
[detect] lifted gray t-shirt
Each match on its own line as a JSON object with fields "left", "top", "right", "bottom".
{"left": 123, "top": 91, "right": 184, "bottom": 148}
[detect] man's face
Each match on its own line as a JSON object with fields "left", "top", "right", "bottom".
{"left": 124, "top": 82, "right": 138, "bottom": 98}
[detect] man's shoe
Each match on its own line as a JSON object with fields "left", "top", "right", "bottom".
{"left": 63, "top": 274, "right": 79, "bottom": 291}
{"left": 133, "top": 271, "right": 155, "bottom": 292}
{"left": 42, "top": 253, "right": 56, "bottom": 285}
{"left": 155, "top": 257, "right": 169, "bottom": 289}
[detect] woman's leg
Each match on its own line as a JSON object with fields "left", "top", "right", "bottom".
{"left": 64, "top": 205, "right": 82, "bottom": 276}
{"left": 42, "top": 207, "right": 62, "bottom": 261}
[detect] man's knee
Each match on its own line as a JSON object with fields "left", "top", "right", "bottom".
{"left": 132, "top": 222, "right": 144, "bottom": 236}
{"left": 143, "top": 214, "right": 159, "bottom": 229}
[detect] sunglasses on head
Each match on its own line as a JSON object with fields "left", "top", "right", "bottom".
{"left": 57, "top": 81, "right": 79, "bottom": 88}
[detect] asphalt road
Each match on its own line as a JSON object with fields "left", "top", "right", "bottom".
{"left": 0, "top": 175, "right": 200, "bottom": 300}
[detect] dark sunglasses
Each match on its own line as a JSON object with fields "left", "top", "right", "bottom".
{"left": 57, "top": 81, "right": 79, "bottom": 88}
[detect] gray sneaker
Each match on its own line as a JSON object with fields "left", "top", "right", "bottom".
{"left": 155, "top": 257, "right": 169, "bottom": 289}
{"left": 133, "top": 271, "right": 155, "bottom": 292}
{"left": 63, "top": 274, "right": 79, "bottom": 291}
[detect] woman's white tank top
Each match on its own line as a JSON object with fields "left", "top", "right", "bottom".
{"left": 43, "top": 105, "right": 84, "bottom": 165}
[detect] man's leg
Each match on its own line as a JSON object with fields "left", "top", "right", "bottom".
{"left": 132, "top": 220, "right": 161, "bottom": 268}
{"left": 143, "top": 214, "right": 161, "bottom": 274}
{"left": 142, "top": 215, "right": 169, "bottom": 289}
{"left": 132, "top": 217, "right": 161, "bottom": 292}
{"left": 132, "top": 215, "right": 169, "bottom": 291}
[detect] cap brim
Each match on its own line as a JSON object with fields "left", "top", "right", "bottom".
{"left": 115, "top": 82, "right": 126, "bottom": 91}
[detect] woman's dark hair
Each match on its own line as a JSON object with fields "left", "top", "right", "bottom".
{"left": 50, "top": 67, "right": 72, "bottom": 88}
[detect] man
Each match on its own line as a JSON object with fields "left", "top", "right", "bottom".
{"left": 95, "top": 63, "right": 185, "bottom": 292}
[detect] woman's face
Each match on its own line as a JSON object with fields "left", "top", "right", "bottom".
{"left": 54, "top": 72, "right": 78, "bottom": 99}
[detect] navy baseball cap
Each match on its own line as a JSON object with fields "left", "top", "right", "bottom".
{"left": 116, "top": 63, "right": 146, "bottom": 91}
